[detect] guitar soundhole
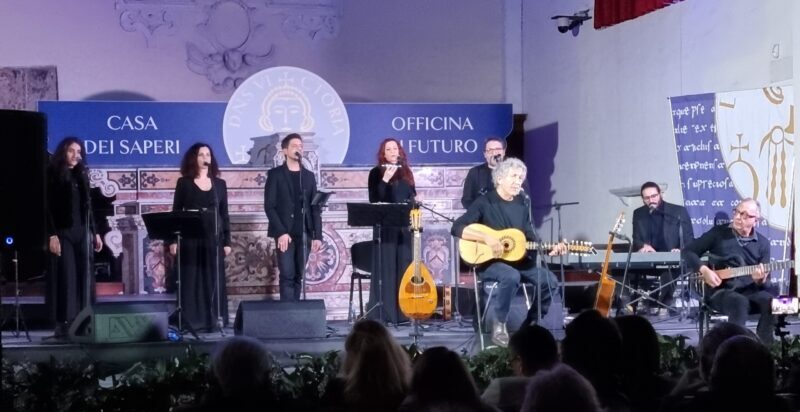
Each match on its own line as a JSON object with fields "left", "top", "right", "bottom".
{"left": 501, "top": 237, "right": 514, "bottom": 251}
{"left": 405, "top": 283, "right": 431, "bottom": 294}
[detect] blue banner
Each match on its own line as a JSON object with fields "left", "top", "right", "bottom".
{"left": 40, "top": 101, "right": 512, "bottom": 167}
{"left": 670, "top": 93, "right": 740, "bottom": 236}
{"left": 343, "top": 103, "right": 512, "bottom": 165}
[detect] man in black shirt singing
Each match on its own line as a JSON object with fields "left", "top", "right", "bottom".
{"left": 264, "top": 134, "right": 323, "bottom": 300}
{"left": 461, "top": 137, "right": 507, "bottom": 209}
{"left": 452, "top": 158, "right": 565, "bottom": 347}
{"left": 630, "top": 182, "right": 693, "bottom": 315}
{"left": 682, "top": 198, "right": 774, "bottom": 343}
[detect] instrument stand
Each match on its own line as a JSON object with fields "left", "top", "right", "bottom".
{"left": 619, "top": 213, "right": 692, "bottom": 322}
{"left": 416, "top": 202, "right": 465, "bottom": 328}
{"left": 409, "top": 318, "right": 425, "bottom": 348}
{"left": 0, "top": 250, "right": 31, "bottom": 341}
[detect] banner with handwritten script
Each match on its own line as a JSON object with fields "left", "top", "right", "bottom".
{"left": 670, "top": 87, "right": 795, "bottom": 291}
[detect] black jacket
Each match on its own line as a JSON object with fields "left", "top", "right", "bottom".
{"left": 45, "top": 165, "right": 96, "bottom": 236}
{"left": 264, "top": 164, "right": 322, "bottom": 240}
{"left": 632, "top": 201, "right": 694, "bottom": 251}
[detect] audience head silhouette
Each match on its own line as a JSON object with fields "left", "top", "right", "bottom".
{"left": 520, "top": 364, "right": 602, "bottom": 412}
{"left": 508, "top": 324, "right": 558, "bottom": 377}
{"left": 341, "top": 319, "right": 411, "bottom": 410}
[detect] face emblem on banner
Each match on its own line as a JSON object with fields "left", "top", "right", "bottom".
{"left": 223, "top": 66, "right": 350, "bottom": 165}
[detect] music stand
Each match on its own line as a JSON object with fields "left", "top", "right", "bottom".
{"left": 143, "top": 211, "right": 212, "bottom": 340}
{"left": 347, "top": 203, "right": 412, "bottom": 323}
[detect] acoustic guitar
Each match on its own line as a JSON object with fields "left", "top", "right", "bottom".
{"left": 458, "top": 223, "right": 596, "bottom": 265}
{"left": 705, "top": 260, "right": 795, "bottom": 282}
{"left": 595, "top": 212, "right": 625, "bottom": 317}
{"left": 398, "top": 208, "right": 438, "bottom": 320}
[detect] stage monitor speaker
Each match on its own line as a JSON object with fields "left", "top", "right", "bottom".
{"left": 68, "top": 302, "right": 169, "bottom": 343}
{"left": 234, "top": 299, "right": 326, "bottom": 339}
{"left": 0, "top": 109, "right": 47, "bottom": 280}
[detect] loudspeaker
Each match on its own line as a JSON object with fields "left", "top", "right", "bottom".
{"left": 68, "top": 302, "right": 169, "bottom": 343}
{"left": 234, "top": 299, "right": 327, "bottom": 339}
{"left": 0, "top": 110, "right": 47, "bottom": 280}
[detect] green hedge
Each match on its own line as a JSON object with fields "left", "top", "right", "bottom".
{"left": 4, "top": 335, "right": 795, "bottom": 412}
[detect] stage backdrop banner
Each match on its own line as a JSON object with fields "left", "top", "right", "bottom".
{"left": 39, "top": 101, "right": 512, "bottom": 167}
{"left": 669, "top": 87, "right": 795, "bottom": 291}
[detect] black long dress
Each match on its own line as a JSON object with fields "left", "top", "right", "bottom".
{"left": 366, "top": 166, "right": 415, "bottom": 324}
{"left": 171, "top": 177, "right": 231, "bottom": 331}
{"left": 46, "top": 166, "right": 96, "bottom": 326}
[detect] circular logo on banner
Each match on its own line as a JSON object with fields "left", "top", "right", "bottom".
{"left": 223, "top": 66, "right": 350, "bottom": 165}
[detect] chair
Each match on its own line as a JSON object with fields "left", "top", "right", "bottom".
{"left": 474, "top": 278, "right": 536, "bottom": 347}
{"left": 348, "top": 241, "right": 373, "bottom": 323}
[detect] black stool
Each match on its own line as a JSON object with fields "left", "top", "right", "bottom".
{"left": 348, "top": 241, "right": 373, "bottom": 323}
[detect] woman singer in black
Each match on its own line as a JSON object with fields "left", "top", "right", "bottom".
{"left": 169, "top": 143, "right": 232, "bottom": 332}
{"left": 46, "top": 137, "right": 103, "bottom": 336}
{"left": 366, "top": 137, "right": 416, "bottom": 324}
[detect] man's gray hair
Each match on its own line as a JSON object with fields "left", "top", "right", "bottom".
{"left": 492, "top": 157, "right": 527, "bottom": 186}
{"left": 739, "top": 197, "right": 762, "bottom": 216}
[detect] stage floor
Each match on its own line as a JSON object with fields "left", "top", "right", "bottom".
{"left": 6, "top": 309, "right": 794, "bottom": 369}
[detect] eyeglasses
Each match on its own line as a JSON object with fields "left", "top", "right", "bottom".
{"left": 733, "top": 209, "right": 757, "bottom": 219}
{"left": 485, "top": 147, "right": 504, "bottom": 153}
{"left": 642, "top": 193, "right": 660, "bottom": 200}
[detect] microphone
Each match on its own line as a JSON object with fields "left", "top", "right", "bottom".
{"left": 75, "top": 154, "right": 83, "bottom": 163}
{"left": 610, "top": 231, "right": 631, "bottom": 242}
{"left": 492, "top": 154, "right": 502, "bottom": 162}
{"left": 382, "top": 156, "right": 404, "bottom": 168}
{"left": 203, "top": 161, "right": 211, "bottom": 166}
{"left": 519, "top": 188, "right": 530, "bottom": 207}
{"left": 294, "top": 151, "right": 302, "bottom": 159}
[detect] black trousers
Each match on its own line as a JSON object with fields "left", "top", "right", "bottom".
{"left": 51, "top": 225, "right": 94, "bottom": 324}
{"left": 708, "top": 284, "right": 774, "bottom": 343}
{"left": 276, "top": 234, "right": 311, "bottom": 301}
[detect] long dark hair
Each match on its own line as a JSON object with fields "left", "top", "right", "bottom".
{"left": 408, "top": 346, "right": 481, "bottom": 408}
{"left": 180, "top": 142, "right": 220, "bottom": 178}
{"left": 375, "top": 138, "right": 414, "bottom": 187}
{"left": 50, "top": 136, "right": 87, "bottom": 180}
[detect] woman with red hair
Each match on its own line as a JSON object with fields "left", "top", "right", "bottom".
{"left": 366, "top": 138, "right": 416, "bottom": 324}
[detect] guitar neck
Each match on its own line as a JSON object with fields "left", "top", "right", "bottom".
{"left": 413, "top": 230, "right": 421, "bottom": 275}
{"left": 719, "top": 260, "right": 794, "bottom": 279}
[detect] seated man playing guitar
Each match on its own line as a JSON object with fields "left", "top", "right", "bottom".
{"left": 682, "top": 198, "right": 775, "bottom": 344}
{"left": 452, "top": 157, "right": 566, "bottom": 347}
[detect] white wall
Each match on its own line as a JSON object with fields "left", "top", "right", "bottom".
{"left": 0, "top": 0, "right": 505, "bottom": 102}
{"left": 522, "top": 0, "right": 795, "bottom": 241}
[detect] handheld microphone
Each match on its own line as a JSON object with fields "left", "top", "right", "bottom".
{"left": 610, "top": 231, "right": 631, "bottom": 242}
{"left": 294, "top": 151, "right": 302, "bottom": 159}
{"left": 492, "top": 154, "right": 502, "bottom": 162}
{"left": 75, "top": 154, "right": 83, "bottom": 163}
{"left": 382, "top": 156, "right": 403, "bottom": 168}
{"left": 203, "top": 161, "right": 211, "bottom": 166}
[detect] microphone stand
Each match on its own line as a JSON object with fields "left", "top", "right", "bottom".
{"left": 525, "top": 195, "right": 548, "bottom": 326}
{"left": 81, "top": 167, "right": 95, "bottom": 316}
{"left": 209, "top": 179, "right": 225, "bottom": 336}
{"left": 534, "top": 200, "right": 579, "bottom": 324}
{"left": 297, "top": 153, "right": 309, "bottom": 301}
